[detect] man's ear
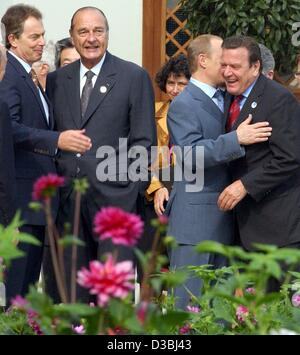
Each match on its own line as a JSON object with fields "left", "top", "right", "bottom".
{"left": 198, "top": 53, "right": 207, "bottom": 70}
{"left": 69, "top": 30, "right": 74, "bottom": 45}
{"left": 7, "top": 33, "right": 17, "bottom": 48}
{"left": 252, "top": 60, "right": 261, "bottom": 76}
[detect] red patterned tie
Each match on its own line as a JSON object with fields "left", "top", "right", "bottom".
{"left": 226, "top": 95, "right": 243, "bottom": 131}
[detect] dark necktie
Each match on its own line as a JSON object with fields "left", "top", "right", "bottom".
{"left": 226, "top": 95, "right": 243, "bottom": 132}
{"left": 30, "top": 69, "right": 39, "bottom": 88}
{"left": 81, "top": 71, "right": 95, "bottom": 117}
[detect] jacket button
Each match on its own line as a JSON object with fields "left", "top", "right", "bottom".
{"left": 76, "top": 153, "right": 81, "bottom": 158}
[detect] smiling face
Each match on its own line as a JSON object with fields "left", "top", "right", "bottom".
{"left": 8, "top": 16, "right": 45, "bottom": 65}
{"left": 221, "top": 47, "right": 260, "bottom": 95}
{"left": 70, "top": 8, "right": 108, "bottom": 69}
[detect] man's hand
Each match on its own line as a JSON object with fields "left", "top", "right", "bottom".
{"left": 218, "top": 180, "right": 247, "bottom": 211}
{"left": 236, "top": 114, "right": 272, "bottom": 145}
{"left": 154, "top": 187, "right": 169, "bottom": 216}
{"left": 58, "top": 129, "right": 92, "bottom": 153}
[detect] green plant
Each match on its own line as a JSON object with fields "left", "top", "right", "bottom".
{"left": 180, "top": 0, "right": 300, "bottom": 75}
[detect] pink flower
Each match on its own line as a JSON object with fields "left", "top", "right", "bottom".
{"left": 93, "top": 207, "right": 144, "bottom": 247}
{"left": 32, "top": 174, "right": 65, "bottom": 201}
{"left": 72, "top": 325, "right": 85, "bottom": 334}
{"left": 236, "top": 305, "right": 249, "bottom": 323}
{"left": 77, "top": 254, "right": 135, "bottom": 306}
{"left": 186, "top": 305, "right": 200, "bottom": 313}
{"left": 27, "top": 310, "right": 43, "bottom": 335}
{"left": 245, "top": 287, "right": 256, "bottom": 295}
{"left": 158, "top": 215, "right": 169, "bottom": 225}
{"left": 179, "top": 324, "right": 192, "bottom": 334}
{"left": 11, "top": 295, "right": 28, "bottom": 309}
{"left": 292, "top": 293, "right": 300, "bottom": 307}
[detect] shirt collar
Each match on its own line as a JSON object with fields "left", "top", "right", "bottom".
{"left": 80, "top": 52, "right": 106, "bottom": 80}
{"left": 9, "top": 50, "right": 32, "bottom": 73}
{"left": 190, "top": 77, "right": 219, "bottom": 99}
{"left": 241, "top": 77, "right": 258, "bottom": 99}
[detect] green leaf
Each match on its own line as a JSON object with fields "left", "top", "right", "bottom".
{"left": 58, "top": 235, "right": 85, "bottom": 247}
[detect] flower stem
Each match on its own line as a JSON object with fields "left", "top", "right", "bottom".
{"left": 141, "top": 229, "right": 161, "bottom": 302}
{"left": 71, "top": 190, "right": 81, "bottom": 303}
{"left": 45, "top": 199, "right": 68, "bottom": 303}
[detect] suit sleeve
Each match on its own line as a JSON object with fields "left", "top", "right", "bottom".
{"left": 0, "top": 77, "right": 59, "bottom": 157}
{"left": 0, "top": 100, "right": 16, "bottom": 225}
{"left": 241, "top": 91, "right": 300, "bottom": 202}
{"left": 128, "top": 67, "right": 157, "bottom": 191}
{"left": 167, "top": 97, "right": 245, "bottom": 170}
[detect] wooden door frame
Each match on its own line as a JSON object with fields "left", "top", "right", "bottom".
{"left": 143, "top": 0, "right": 166, "bottom": 101}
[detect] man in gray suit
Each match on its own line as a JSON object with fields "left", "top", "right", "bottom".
{"left": 166, "top": 35, "right": 272, "bottom": 308}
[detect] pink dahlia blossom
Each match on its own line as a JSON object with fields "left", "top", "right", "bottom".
{"left": 32, "top": 174, "right": 65, "bottom": 201}
{"left": 236, "top": 305, "right": 249, "bottom": 323}
{"left": 27, "top": 310, "right": 43, "bottom": 335}
{"left": 11, "top": 295, "right": 28, "bottom": 309}
{"left": 245, "top": 287, "right": 256, "bottom": 295}
{"left": 292, "top": 293, "right": 300, "bottom": 307}
{"left": 77, "top": 254, "right": 135, "bottom": 306}
{"left": 179, "top": 324, "right": 192, "bottom": 334}
{"left": 93, "top": 207, "right": 144, "bottom": 247}
{"left": 72, "top": 325, "right": 85, "bottom": 335}
{"left": 186, "top": 305, "right": 201, "bottom": 313}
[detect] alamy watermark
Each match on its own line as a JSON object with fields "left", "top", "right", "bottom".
{"left": 95, "top": 138, "right": 204, "bottom": 193}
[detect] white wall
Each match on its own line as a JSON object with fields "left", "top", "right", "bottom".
{"left": 0, "top": 0, "right": 143, "bottom": 65}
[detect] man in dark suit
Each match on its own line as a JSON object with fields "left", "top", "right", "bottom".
{"left": 0, "top": 45, "right": 16, "bottom": 227}
{"left": 46, "top": 7, "right": 156, "bottom": 302}
{"left": 218, "top": 36, "right": 300, "bottom": 254}
{"left": 0, "top": 4, "right": 92, "bottom": 304}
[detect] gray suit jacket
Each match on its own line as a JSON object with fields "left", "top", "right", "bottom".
{"left": 166, "top": 82, "right": 244, "bottom": 245}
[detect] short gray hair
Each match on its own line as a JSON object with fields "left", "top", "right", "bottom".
{"left": 259, "top": 43, "right": 275, "bottom": 75}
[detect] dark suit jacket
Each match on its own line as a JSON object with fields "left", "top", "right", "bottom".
{"left": 0, "top": 52, "right": 59, "bottom": 225}
{"left": 0, "top": 98, "right": 16, "bottom": 225}
{"left": 227, "top": 74, "right": 300, "bottom": 249}
{"left": 46, "top": 52, "right": 156, "bottom": 215}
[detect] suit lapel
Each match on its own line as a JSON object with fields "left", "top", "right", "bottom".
{"left": 81, "top": 52, "right": 116, "bottom": 128}
{"left": 8, "top": 54, "right": 50, "bottom": 126}
{"left": 187, "top": 82, "right": 224, "bottom": 123}
{"left": 231, "top": 75, "right": 266, "bottom": 130}
{"left": 64, "top": 61, "right": 82, "bottom": 128}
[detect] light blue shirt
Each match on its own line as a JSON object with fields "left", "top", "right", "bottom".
{"left": 190, "top": 77, "right": 224, "bottom": 112}
{"left": 80, "top": 53, "right": 106, "bottom": 96}
{"left": 9, "top": 51, "right": 49, "bottom": 124}
{"left": 239, "top": 78, "right": 258, "bottom": 110}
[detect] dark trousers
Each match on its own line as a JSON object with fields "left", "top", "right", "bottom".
{"left": 5, "top": 224, "right": 45, "bottom": 305}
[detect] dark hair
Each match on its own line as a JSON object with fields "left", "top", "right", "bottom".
{"left": 1, "top": 4, "right": 42, "bottom": 49}
{"left": 155, "top": 54, "right": 191, "bottom": 93}
{"left": 54, "top": 37, "right": 75, "bottom": 69}
{"left": 222, "top": 36, "right": 262, "bottom": 73}
{"left": 70, "top": 7, "right": 109, "bottom": 32}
